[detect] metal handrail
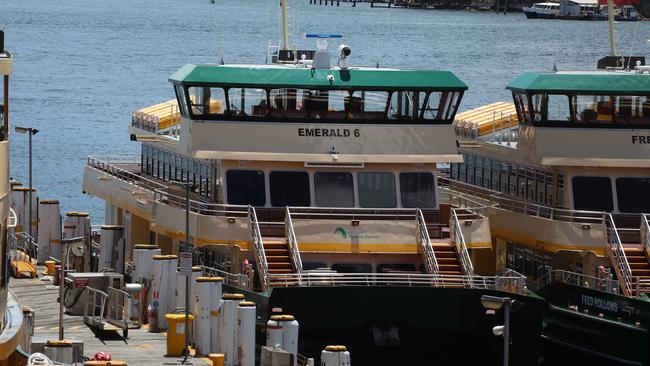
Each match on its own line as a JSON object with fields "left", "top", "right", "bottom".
{"left": 415, "top": 208, "right": 439, "bottom": 276}
{"left": 642, "top": 214, "right": 650, "bottom": 258}
{"left": 249, "top": 206, "right": 269, "bottom": 291}
{"left": 87, "top": 156, "right": 249, "bottom": 217}
{"left": 531, "top": 269, "right": 620, "bottom": 295}
{"left": 269, "top": 272, "right": 527, "bottom": 294}
{"left": 106, "top": 287, "right": 140, "bottom": 329}
{"left": 605, "top": 213, "right": 633, "bottom": 296}
{"left": 288, "top": 206, "right": 419, "bottom": 221}
{"left": 199, "top": 265, "right": 251, "bottom": 289}
{"left": 7, "top": 207, "right": 17, "bottom": 228}
{"left": 450, "top": 208, "right": 475, "bottom": 277}
{"left": 11, "top": 232, "right": 39, "bottom": 261}
{"left": 285, "top": 207, "right": 303, "bottom": 274}
{"left": 84, "top": 287, "right": 108, "bottom": 328}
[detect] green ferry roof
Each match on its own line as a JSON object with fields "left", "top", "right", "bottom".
{"left": 507, "top": 71, "right": 650, "bottom": 95}
{"left": 169, "top": 64, "right": 468, "bottom": 91}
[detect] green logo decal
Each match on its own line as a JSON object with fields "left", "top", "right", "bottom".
{"left": 334, "top": 227, "right": 348, "bottom": 238}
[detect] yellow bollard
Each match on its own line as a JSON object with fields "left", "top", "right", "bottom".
{"left": 209, "top": 353, "right": 225, "bottom": 366}
{"left": 44, "top": 260, "right": 56, "bottom": 275}
{"left": 165, "top": 313, "right": 194, "bottom": 356}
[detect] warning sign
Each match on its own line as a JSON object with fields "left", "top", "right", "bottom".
{"left": 179, "top": 251, "right": 192, "bottom": 276}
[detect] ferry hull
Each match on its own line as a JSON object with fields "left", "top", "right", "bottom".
{"left": 235, "top": 286, "right": 544, "bottom": 366}
{"left": 539, "top": 283, "right": 650, "bottom": 366}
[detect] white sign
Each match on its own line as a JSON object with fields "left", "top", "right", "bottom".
{"left": 179, "top": 251, "right": 192, "bottom": 276}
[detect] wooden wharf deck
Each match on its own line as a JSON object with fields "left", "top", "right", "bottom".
{"left": 9, "top": 270, "right": 210, "bottom": 366}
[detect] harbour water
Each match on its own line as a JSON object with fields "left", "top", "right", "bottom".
{"left": 1, "top": 0, "right": 649, "bottom": 223}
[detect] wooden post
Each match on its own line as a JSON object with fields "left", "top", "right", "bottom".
{"left": 337, "top": 0, "right": 340, "bottom": 5}
{"left": 352, "top": 0, "right": 356, "bottom": 6}
{"left": 504, "top": 0, "right": 508, "bottom": 14}
{"left": 371, "top": 1, "right": 374, "bottom": 7}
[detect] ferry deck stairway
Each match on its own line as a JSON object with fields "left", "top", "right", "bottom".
{"left": 606, "top": 213, "right": 650, "bottom": 296}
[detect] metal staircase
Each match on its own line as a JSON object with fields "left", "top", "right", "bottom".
{"left": 606, "top": 213, "right": 635, "bottom": 296}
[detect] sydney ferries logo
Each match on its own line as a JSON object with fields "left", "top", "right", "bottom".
{"left": 333, "top": 226, "right": 379, "bottom": 240}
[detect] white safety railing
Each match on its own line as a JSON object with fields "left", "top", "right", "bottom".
{"left": 106, "top": 287, "right": 140, "bottom": 331}
{"left": 415, "top": 208, "right": 439, "bottom": 276}
{"left": 200, "top": 265, "right": 251, "bottom": 290}
{"left": 87, "top": 156, "right": 249, "bottom": 218}
{"left": 84, "top": 287, "right": 108, "bottom": 329}
{"left": 450, "top": 208, "right": 475, "bottom": 277}
{"left": 285, "top": 207, "right": 303, "bottom": 274}
{"left": 270, "top": 272, "right": 527, "bottom": 294}
{"left": 642, "top": 214, "right": 650, "bottom": 260}
{"left": 605, "top": 213, "right": 633, "bottom": 296}
{"left": 7, "top": 207, "right": 17, "bottom": 228}
{"left": 531, "top": 269, "right": 620, "bottom": 295}
{"left": 249, "top": 206, "right": 270, "bottom": 292}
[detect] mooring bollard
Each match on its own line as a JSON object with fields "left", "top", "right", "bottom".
{"left": 321, "top": 345, "right": 351, "bottom": 366}
{"left": 219, "top": 293, "right": 244, "bottom": 366}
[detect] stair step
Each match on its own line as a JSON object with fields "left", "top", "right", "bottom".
{"left": 436, "top": 257, "right": 460, "bottom": 264}
{"left": 269, "top": 269, "right": 293, "bottom": 274}
{"left": 439, "top": 264, "right": 461, "bottom": 271}
{"left": 265, "top": 249, "right": 290, "bottom": 256}
{"left": 439, "top": 270, "right": 463, "bottom": 275}
{"left": 626, "top": 255, "right": 648, "bottom": 263}
{"left": 631, "top": 269, "right": 650, "bottom": 275}
{"left": 264, "top": 243, "right": 288, "bottom": 250}
{"left": 630, "top": 262, "right": 650, "bottom": 269}
{"left": 269, "top": 262, "right": 292, "bottom": 270}
{"left": 267, "top": 256, "right": 291, "bottom": 262}
{"left": 432, "top": 243, "right": 454, "bottom": 248}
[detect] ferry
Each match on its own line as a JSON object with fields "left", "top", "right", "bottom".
{"left": 524, "top": 0, "right": 643, "bottom": 20}
{"left": 0, "top": 32, "right": 28, "bottom": 365}
{"left": 523, "top": 2, "right": 560, "bottom": 19}
{"left": 449, "top": 55, "right": 650, "bottom": 364}
{"left": 81, "top": 14, "right": 545, "bottom": 366}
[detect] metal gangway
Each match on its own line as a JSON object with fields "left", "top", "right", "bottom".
{"left": 84, "top": 286, "right": 141, "bottom": 338}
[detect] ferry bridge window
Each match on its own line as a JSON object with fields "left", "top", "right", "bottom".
{"left": 571, "top": 176, "right": 613, "bottom": 212}
{"left": 441, "top": 91, "right": 462, "bottom": 120}
{"left": 616, "top": 178, "right": 650, "bottom": 213}
{"left": 358, "top": 172, "right": 397, "bottom": 208}
{"left": 388, "top": 91, "right": 426, "bottom": 120}
{"left": 350, "top": 91, "right": 388, "bottom": 120}
{"left": 546, "top": 94, "right": 571, "bottom": 121}
{"left": 270, "top": 171, "right": 311, "bottom": 207}
{"left": 187, "top": 86, "right": 225, "bottom": 117}
{"left": 314, "top": 172, "right": 354, "bottom": 207}
{"left": 513, "top": 93, "right": 531, "bottom": 124}
{"left": 227, "top": 88, "right": 268, "bottom": 117}
{"left": 269, "top": 89, "right": 307, "bottom": 118}
{"left": 226, "top": 170, "right": 266, "bottom": 206}
{"left": 400, "top": 173, "right": 436, "bottom": 208}
{"left": 174, "top": 85, "right": 189, "bottom": 117}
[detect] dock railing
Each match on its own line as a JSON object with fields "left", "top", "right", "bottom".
{"left": 248, "top": 206, "right": 270, "bottom": 292}
{"left": 106, "top": 287, "right": 141, "bottom": 332}
{"left": 84, "top": 287, "right": 108, "bottom": 329}
{"left": 199, "top": 265, "right": 250, "bottom": 289}
{"left": 285, "top": 207, "right": 303, "bottom": 274}
{"left": 605, "top": 213, "right": 634, "bottom": 296}
{"left": 416, "top": 208, "right": 439, "bottom": 276}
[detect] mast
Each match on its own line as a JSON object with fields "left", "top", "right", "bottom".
{"left": 607, "top": 0, "right": 617, "bottom": 56}
{"left": 280, "top": 0, "right": 290, "bottom": 51}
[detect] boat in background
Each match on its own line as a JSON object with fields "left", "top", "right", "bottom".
{"left": 523, "top": 2, "right": 560, "bottom": 19}
{"left": 524, "top": 0, "right": 644, "bottom": 20}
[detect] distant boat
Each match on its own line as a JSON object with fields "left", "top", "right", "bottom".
{"left": 523, "top": 2, "right": 560, "bottom": 18}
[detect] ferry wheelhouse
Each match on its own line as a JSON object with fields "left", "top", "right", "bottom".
{"left": 450, "top": 61, "right": 650, "bottom": 364}
{"left": 83, "top": 46, "right": 543, "bottom": 363}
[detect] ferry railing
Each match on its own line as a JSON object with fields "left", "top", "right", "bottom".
{"left": 8, "top": 207, "right": 17, "bottom": 228}
{"left": 605, "top": 213, "right": 634, "bottom": 296}
{"left": 642, "top": 214, "right": 650, "bottom": 259}
{"left": 285, "top": 207, "right": 303, "bottom": 274}
{"left": 635, "top": 278, "right": 650, "bottom": 295}
{"left": 415, "top": 208, "right": 439, "bottom": 277}
{"left": 531, "top": 269, "right": 620, "bottom": 295}
{"left": 11, "top": 232, "right": 38, "bottom": 262}
{"left": 248, "top": 206, "right": 270, "bottom": 292}
{"left": 286, "top": 206, "right": 417, "bottom": 221}
{"left": 450, "top": 208, "right": 475, "bottom": 279}
{"left": 199, "top": 265, "right": 251, "bottom": 290}
{"left": 87, "top": 156, "right": 250, "bottom": 218}
{"left": 270, "top": 272, "right": 527, "bottom": 294}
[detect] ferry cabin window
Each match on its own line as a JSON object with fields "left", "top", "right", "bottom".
{"left": 270, "top": 171, "right": 311, "bottom": 207}
{"left": 332, "top": 263, "right": 372, "bottom": 273}
{"left": 349, "top": 91, "right": 389, "bottom": 120}
{"left": 174, "top": 85, "right": 189, "bottom": 117}
{"left": 314, "top": 172, "right": 354, "bottom": 207}
{"left": 616, "top": 178, "right": 650, "bottom": 213}
{"left": 399, "top": 173, "right": 436, "bottom": 208}
{"left": 226, "top": 170, "right": 266, "bottom": 206}
{"left": 187, "top": 86, "right": 225, "bottom": 117}
{"left": 269, "top": 89, "right": 307, "bottom": 118}
{"left": 227, "top": 88, "right": 268, "bottom": 117}
{"left": 388, "top": 91, "right": 426, "bottom": 120}
{"left": 358, "top": 172, "right": 397, "bottom": 208}
{"left": 571, "top": 176, "right": 613, "bottom": 212}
